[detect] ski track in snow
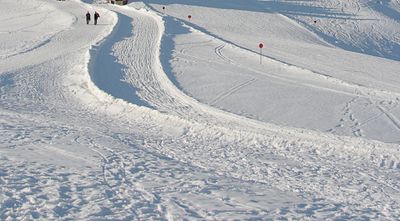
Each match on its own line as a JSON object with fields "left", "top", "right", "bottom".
{"left": 0, "top": 0, "right": 400, "bottom": 220}
{"left": 210, "top": 78, "right": 256, "bottom": 106}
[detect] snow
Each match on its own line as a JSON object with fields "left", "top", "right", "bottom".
{"left": 1, "top": 0, "right": 400, "bottom": 219}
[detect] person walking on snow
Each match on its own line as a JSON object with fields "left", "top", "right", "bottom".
{"left": 85, "top": 11, "right": 91, "bottom": 25}
{"left": 94, "top": 11, "right": 100, "bottom": 25}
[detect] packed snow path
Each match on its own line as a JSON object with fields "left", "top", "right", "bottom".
{"left": 1, "top": 0, "right": 400, "bottom": 220}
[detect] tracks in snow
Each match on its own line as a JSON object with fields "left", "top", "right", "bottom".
{"left": 147, "top": 4, "right": 400, "bottom": 143}
{"left": 85, "top": 5, "right": 400, "bottom": 218}
{"left": 168, "top": 17, "right": 400, "bottom": 108}
{"left": 1, "top": 0, "right": 400, "bottom": 219}
{"left": 214, "top": 43, "right": 234, "bottom": 64}
{"left": 210, "top": 78, "right": 256, "bottom": 105}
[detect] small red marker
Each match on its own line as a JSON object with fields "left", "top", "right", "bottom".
{"left": 259, "top": 43, "right": 264, "bottom": 64}
{"left": 188, "top": 15, "right": 192, "bottom": 20}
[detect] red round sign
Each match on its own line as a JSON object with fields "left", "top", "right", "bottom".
{"left": 259, "top": 43, "right": 264, "bottom": 48}
{"left": 188, "top": 15, "right": 192, "bottom": 19}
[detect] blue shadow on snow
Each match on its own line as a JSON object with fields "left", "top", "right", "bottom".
{"left": 143, "top": 0, "right": 354, "bottom": 19}
{"left": 158, "top": 16, "right": 191, "bottom": 91}
{"left": 143, "top": 0, "right": 400, "bottom": 61}
{"left": 89, "top": 13, "right": 151, "bottom": 107}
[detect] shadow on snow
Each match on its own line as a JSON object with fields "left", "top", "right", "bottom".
{"left": 89, "top": 13, "right": 151, "bottom": 107}
{"left": 143, "top": 0, "right": 400, "bottom": 61}
{"left": 159, "top": 16, "right": 191, "bottom": 91}
{"left": 143, "top": 0, "right": 355, "bottom": 19}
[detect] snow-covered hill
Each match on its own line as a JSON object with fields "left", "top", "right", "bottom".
{"left": 1, "top": 0, "right": 399, "bottom": 219}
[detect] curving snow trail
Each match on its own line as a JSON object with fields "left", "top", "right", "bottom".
{"left": 84, "top": 3, "right": 400, "bottom": 219}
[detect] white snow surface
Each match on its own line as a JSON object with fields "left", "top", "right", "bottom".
{"left": 1, "top": 0, "right": 400, "bottom": 219}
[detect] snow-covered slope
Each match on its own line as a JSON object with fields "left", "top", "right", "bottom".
{"left": 1, "top": 0, "right": 399, "bottom": 220}
{"left": 144, "top": 0, "right": 400, "bottom": 143}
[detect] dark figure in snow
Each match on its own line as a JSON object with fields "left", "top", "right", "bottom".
{"left": 86, "top": 11, "right": 91, "bottom": 25}
{"left": 94, "top": 11, "right": 100, "bottom": 25}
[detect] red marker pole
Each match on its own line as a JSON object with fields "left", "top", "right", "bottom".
{"left": 188, "top": 15, "right": 192, "bottom": 21}
{"left": 162, "top": 6, "right": 166, "bottom": 15}
{"left": 259, "top": 43, "right": 264, "bottom": 64}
